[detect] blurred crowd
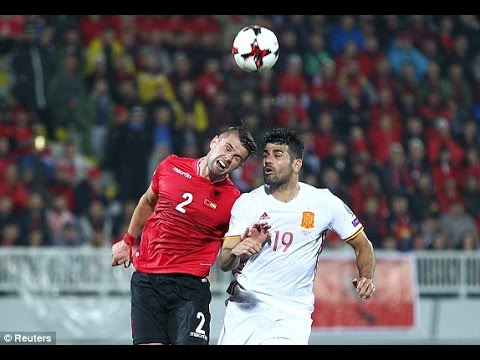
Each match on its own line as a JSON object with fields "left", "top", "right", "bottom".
{"left": 0, "top": 15, "right": 480, "bottom": 251}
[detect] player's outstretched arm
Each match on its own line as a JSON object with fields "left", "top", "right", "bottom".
{"left": 111, "top": 186, "right": 158, "bottom": 267}
{"left": 219, "top": 231, "right": 246, "bottom": 272}
{"left": 346, "top": 230, "right": 376, "bottom": 300}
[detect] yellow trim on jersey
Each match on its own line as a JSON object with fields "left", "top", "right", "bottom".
{"left": 223, "top": 235, "right": 242, "bottom": 242}
{"left": 344, "top": 226, "right": 364, "bottom": 242}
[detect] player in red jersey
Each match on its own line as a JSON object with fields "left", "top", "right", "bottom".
{"left": 111, "top": 124, "right": 257, "bottom": 345}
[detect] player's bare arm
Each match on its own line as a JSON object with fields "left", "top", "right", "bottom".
{"left": 346, "top": 230, "right": 376, "bottom": 300}
{"left": 111, "top": 186, "right": 158, "bottom": 266}
{"left": 219, "top": 222, "right": 271, "bottom": 272}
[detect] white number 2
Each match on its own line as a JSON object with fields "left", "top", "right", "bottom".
{"left": 195, "top": 312, "right": 206, "bottom": 335}
{"left": 175, "top": 192, "right": 193, "bottom": 213}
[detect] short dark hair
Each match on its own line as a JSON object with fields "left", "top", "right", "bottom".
{"left": 262, "top": 127, "right": 304, "bottom": 160}
{"left": 220, "top": 124, "right": 257, "bottom": 159}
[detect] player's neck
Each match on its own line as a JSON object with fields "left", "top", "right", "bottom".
{"left": 269, "top": 181, "right": 300, "bottom": 203}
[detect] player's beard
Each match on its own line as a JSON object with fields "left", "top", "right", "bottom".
{"left": 264, "top": 169, "right": 289, "bottom": 188}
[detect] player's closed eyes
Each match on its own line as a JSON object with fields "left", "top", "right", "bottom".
{"left": 225, "top": 145, "right": 243, "bottom": 163}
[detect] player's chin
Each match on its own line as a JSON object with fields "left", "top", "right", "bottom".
{"left": 213, "top": 168, "right": 228, "bottom": 178}
{"left": 263, "top": 172, "right": 275, "bottom": 181}
{"left": 214, "top": 161, "right": 230, "bottom": 174}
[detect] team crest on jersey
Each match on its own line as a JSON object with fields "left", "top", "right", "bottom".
{"left": 211, "top": 189, "right": 221, "bottom": 200}
{"left": 301, "top": 211, "right": 315, "bottom": 229}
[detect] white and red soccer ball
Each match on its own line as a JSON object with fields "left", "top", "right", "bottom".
{"left": 232, "top": 25, "right": 279, "bottom": 73}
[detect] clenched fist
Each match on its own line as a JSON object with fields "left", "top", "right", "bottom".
{"left": 111, "top": 239, "right": 132, "bottom": 267}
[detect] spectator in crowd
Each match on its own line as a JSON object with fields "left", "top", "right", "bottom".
{"left": 17, "top": 191, "right": 51, "bottom": 246}
{"left": 115, "top": 105, "right": 152, "bottom": 202}
{"left": 388, "top": 193, "right": 417, "bottom": 251}
{"left": 78, "top": 199, "right": 111, "bottom": 246}
{"left": 303, "top": 32, "right": 332, "bottom": 80}
{"left": 1, "top": 222, "right": 21, "bottom": 246}
{"left": 409, "top": 171, "right": 441, "bottom": 223}
{"left": 457, "top": 231, "right": 479, "bottom": 250}
{"left": 12, "top": 20, "right": 53, "bottom": 139}
{"left": 328, "top": 15, "right": 364, "bottom": 56}
{"left": 387, "top": 31, "right": 429, "bottom": 81}
{"left": 0, "top": 195, "right": 17, "bottom": 234}
{"left": 439, "top": 200, "right": 478, "bottom": 249}
{"left": 0, "top": 162, "right": 28, "bottom": 212}
{"left": 48, "top": 53, "right": 94, "bottom": 154}
{"left": 46, "top": 194, "right": 76, "bottom": 244}
{"left": 88, "top": 77, "right": 115, "bottom": 164}
{"left": 378, "top": 143, "right": 413, "bottom": 197}
{"left": 55, "top": 220, "right": 81, "bottom": 247}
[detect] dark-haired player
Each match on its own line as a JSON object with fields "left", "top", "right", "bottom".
{"left": 217, "top": 127, "right": 376, "bottom": 345}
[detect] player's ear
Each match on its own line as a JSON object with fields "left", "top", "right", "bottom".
{"left": 293, "top": 159, "right": 303, "bottom": 173}
{"left": 210, "top": 135, "right": 220, "bottom": 150}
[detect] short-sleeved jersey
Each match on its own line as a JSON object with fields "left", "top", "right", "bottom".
{"left": 224, "top": 182, "right": 364, "bottom": 314}
{"left": 133, "top": 154, "right": 241, "bottom": 277}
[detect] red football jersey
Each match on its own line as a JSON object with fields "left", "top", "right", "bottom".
{"left": 133, "top": 154, "right": 241, "bottom": 277}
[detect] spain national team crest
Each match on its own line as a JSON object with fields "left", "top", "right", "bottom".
{"left": 301, "top": 211, "right": 315, "bottom": 229}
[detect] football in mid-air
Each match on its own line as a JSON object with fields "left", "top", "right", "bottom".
{"left": 232, "top": 25, "right": 279, "bottom": 73}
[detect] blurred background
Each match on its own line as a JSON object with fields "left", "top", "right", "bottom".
{"left": 0, "top": 15, "right": 480, "bottom": 344}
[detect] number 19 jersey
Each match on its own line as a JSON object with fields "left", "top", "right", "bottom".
{"left": 225, "top": 182, "right": 364, "bottom": 314}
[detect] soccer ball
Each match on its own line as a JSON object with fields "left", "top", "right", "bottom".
{"left": 232, "top": 25, "right": 279, "bottom": 73}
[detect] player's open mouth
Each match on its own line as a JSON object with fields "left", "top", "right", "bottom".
{"left": 217, "top": 160, "right": 227, "bottom": 170}
{"left": 264, "top": 166, "right": 274, "bottom": 174}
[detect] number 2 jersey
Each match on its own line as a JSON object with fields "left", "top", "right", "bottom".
{"left": 133, "top": 154, "right": 241, "bottom": 277}
{"left": 224, "top": 182, "right": 364, "bottom": 314}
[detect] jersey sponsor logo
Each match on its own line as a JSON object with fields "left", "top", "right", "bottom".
{"left": 204, "top": 199, "right": 217, "bottom": 209}
{"left": 301, "top": 211, "right": 315, "bottom": 229}
{"left": 189, "top": 331, "right": 208, "bottom": 341}
{"left": 259, "top": 212, "right": 270, "bottom": 220}
{"left": 172, "top": 166, "right": 192, "bottom": 179}
{"left": 352, "top": 217, "right": 360, "bottom": 227}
